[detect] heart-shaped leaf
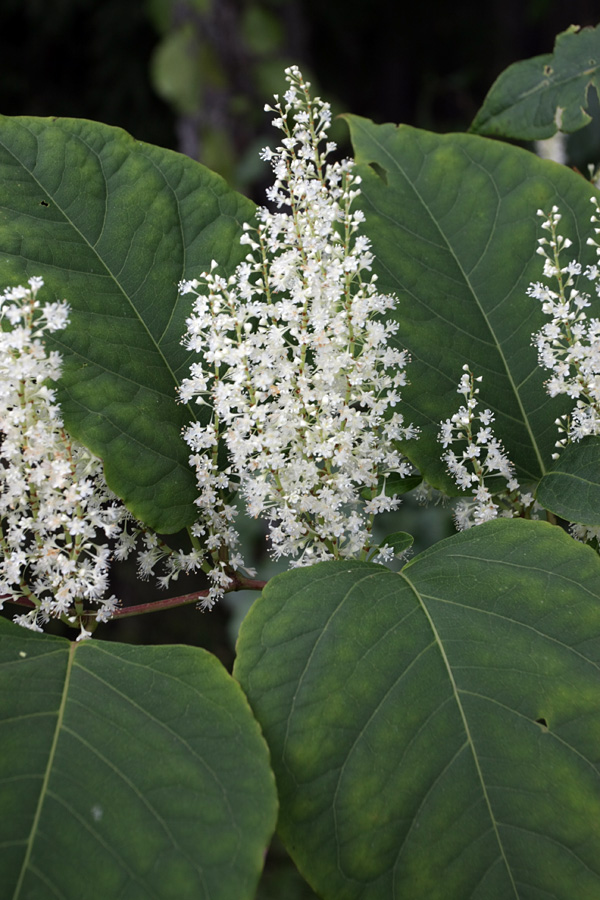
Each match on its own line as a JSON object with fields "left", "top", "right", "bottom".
{"left": 345, "top": 115, "right": 598, "bottom": 490}
{"left": 235, "top": 519, "right": 600, "bottom": 900}
{"left": 0, "top": 621, "right": 277, "bottom": 899}
{"left": 0, "top": 116, "right": 255, "bottom": 532}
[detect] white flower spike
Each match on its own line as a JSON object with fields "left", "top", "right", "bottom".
{"left": 439, "top": 367, "right": 533, "bottom": 529}
{"left": 0, "top": 278, "right": 130, "bottom": 632}
{"left": 528, "top": 200, "right": 600, "bottom": 448}
{"left": 180, "top": 66, "right": 416, "bottom": 565}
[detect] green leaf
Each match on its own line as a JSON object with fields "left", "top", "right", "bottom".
{"left": 537, "top": 435, "right": 600, "bottom": 524}
{"left": 0, "top": 621, "right": 277, "bottom": 899}
{"left": 0, "top": 116, "right": 255, "bottom": 532}
{"left": 377, "top": 530, "right": 413, "bottom": 557}
{"left": 470, "top": 24, "right": 600, "bottom": 140}
{"left": 361, "top": 472, "right": 421, "bottom": 501}
{"left": 235, "top": 519, "right": 600, "bottom": 900}
{"left": 346, "top": 115, "right": 598, "bottom": 491}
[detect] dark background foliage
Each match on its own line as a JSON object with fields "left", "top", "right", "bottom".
{"left": 4, "top": 0, "right": 599, "bottom": 192}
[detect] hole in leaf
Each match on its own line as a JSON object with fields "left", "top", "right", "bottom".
{"left": 369, "top": 162, "right": 388, "bottom": 185}
{"left": 535, "top": 717, "right": 548, "bottom": 729}
{"left": 543, "top": 65, "right": 553, "bottom": 76}
{"left": 40, "top": 200, "right": 49, "bottom": 207}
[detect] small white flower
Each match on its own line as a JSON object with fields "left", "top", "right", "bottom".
{"left": 76, "top": 623, "right": 93, "bottom": 641}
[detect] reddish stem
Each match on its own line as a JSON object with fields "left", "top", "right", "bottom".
{"left": 113, "top": 573, "right": 267, "bottom": 619}
{"left": 2, "top": 594, "right": 35, "bottom": 608}
{"left": 1, "top": 573, "right": 268, "bottom": 622}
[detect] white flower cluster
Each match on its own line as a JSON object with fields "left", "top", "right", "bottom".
{"left": 0, "top": 278, "right": 131, "bottom": 637}
{"left": 528, "top": 201, "right": 600, "bottom": 450}
{"left": 180, "top": 65, "right": 415, "bottom": 565}
{"left": 439, "top": 366, "right": 532, "bottom": 529}
{"left": 128, "top": 474, "right": 243, "bottom": 610}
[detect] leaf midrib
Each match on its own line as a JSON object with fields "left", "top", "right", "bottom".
{"left": 400, "top": 568, "right": 520, "bottom": 899}
{"left": 492, "top": 64, "right": 600, "bottom": 116}
{"left": 12, "top": 643, "right": 75, "bottom": 900}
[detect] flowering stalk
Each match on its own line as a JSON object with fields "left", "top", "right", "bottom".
{"left": 180, "top": 66, "right": 416, "bottom": 566}
{"left": 439, "top": 366, "right": 533, "bottom": 529}
{"left": 528, "top": 201, "right": 600, "bottom": 450}
{"left": 0, "top": 278, "right": 133, "bottom": 637}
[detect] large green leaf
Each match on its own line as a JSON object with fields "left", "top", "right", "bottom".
{"left": 0, "top": 116, "right": 255, "bottom": 532}
{"left": 0, "top": 621, "right": 277, "bottom": 899}
{"left": 537, "top": 435, "right": 600, "bottom": 525}
{"left": 235, "top": 519, "right": 600, "bottom": 900}
{"left": 346, "top": 115, "right": 598, "bottom": 490}
{"left": 470, "top": 24, "right": 600, "bottom": 140}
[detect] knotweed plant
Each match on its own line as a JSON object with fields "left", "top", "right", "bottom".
{"left": 439, "top": 366, "right": 533, "bottom": 529}
{"left": 180, "top": 65, "right": 416, "bottom": 565}
{"left": 528, "top": 200, "right": 600, "bottom": 450}
{"left": 0, "top": 278, "right": 132, "bottom": 637}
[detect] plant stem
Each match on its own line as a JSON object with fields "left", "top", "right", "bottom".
{"left": 2, "top": 574, "right": 268, "bottom": 621}
{"left": 111, "top": 572, "right": 267, "bottom": 620}
{"left": 2, "top": 593, "right": 36, "bottom": 609}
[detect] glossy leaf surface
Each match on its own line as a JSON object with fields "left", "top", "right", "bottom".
{"left": 0, "top": 622, "right": 277, "bottom": 900}
{"left": 0, "top": 116, "right": 255, "bottom": 532}
{"left": 235, "top": 519, "right": 600, "bottom": 900}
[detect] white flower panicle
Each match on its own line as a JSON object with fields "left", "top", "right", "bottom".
{"left": 439, "top": 367, "right": 533, "bottom": 530}
{"left": 0, "top": 278, "right": 131, "bottom": 636}
{"left": 180, "top": 65, "right": 416, "bottom": 565}
{"left": 528, "top": 201, "right": 600, "bottom": 450}
{"left": 132, "top": 455, "right": 244, "bottom": 611}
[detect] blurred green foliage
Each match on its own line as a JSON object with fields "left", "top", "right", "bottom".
{"left": 2, "top": 0, "right": 597, "bottom": 197}
{"left": 148, "top": 0, "right": 314, "bottom": 190}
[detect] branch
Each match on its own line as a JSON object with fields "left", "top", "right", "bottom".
{"left": 2, "top": 572, "right": 267, "bottom": 622}
{"left": 112, "top": 571, "right": 267, "bottom": 620}
{"left": 0, "top": 572, "right": 267, "bottom": 621}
